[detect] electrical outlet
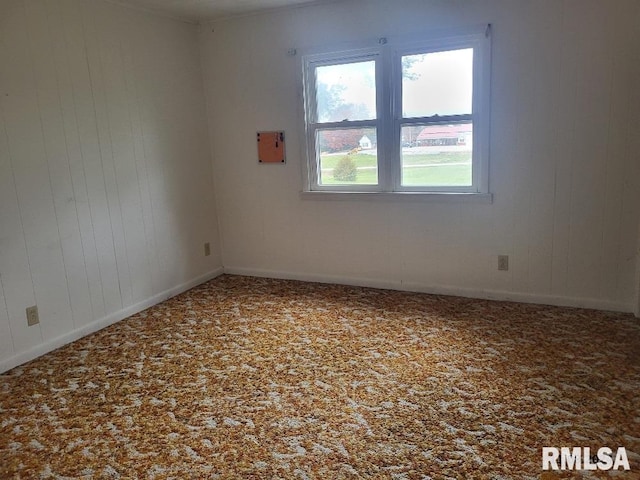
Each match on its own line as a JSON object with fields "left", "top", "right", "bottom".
{"left": 204, "top": 242, "right": 211, "bottom": 257}
{"left": 26, "top": 305, "right": 39, "bottom": 326}
{"left": 498, "top": 255, "right": 509, "bottom": 271}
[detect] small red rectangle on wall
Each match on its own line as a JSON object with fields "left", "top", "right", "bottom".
{"left": 257, "top": 131, "right": 285, "bottom": 163}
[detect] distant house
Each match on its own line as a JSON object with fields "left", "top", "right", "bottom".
{"left": 359, "top": 134, "right": 375, "bottom": 149}
{"left": 416, "top": 124, "right": 472, "bottom": 147}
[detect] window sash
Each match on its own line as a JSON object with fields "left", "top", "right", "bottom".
{"left": 309, "top": 121, "right": 380, "bottom": 191}
{"left": 396, "top": 117, "right": 474, "bottom": 192}
{"left": 392, "top": 38, "right": 481, "bottom": 193}
{"left": 305, "top": 50, "right": 383, "bottom": 191}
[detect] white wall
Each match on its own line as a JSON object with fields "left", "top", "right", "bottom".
{"left": 636, "top": 5, "right": 640, "bottom": 319}
{"left": 201, "top": 0, "right": 640, "bottom": 312}
{"left": 0, "top": 0, "right": 222, "bottom": 372}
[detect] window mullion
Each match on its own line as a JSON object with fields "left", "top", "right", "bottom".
{"left": 378, "top": 46, "right": 395, "bottom": 192}
{"left": 389, "top": 47, "right": 403, "bottom": 191}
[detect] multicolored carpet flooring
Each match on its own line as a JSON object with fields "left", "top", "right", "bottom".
{"left": 1, "top": 275, "right": 639, "bottom": 479}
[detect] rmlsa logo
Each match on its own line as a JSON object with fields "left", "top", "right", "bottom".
{"left": 542, "top": 447, "right": 630, "bottom": 471}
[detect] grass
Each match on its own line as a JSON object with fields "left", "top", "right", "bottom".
{"left": 320, "top": 153, "right": 378, "bottom": 170}
{"left": 401, "top": 164, "right": 471, "bottom": 186}
{"left": 319, "top": 151, "right": 472, "bottom": 186}
{"left": 321, "top": 168, "right": 378, "bottom": 185}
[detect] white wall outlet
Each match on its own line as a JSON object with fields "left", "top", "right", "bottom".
{"left": 204, "top": 242, "right": 211, "bottom": 256}
{"left": 498, "top": 255, "right": 509, "bottom": 271}
{"left": 26, "top": 305, "right": 39, "bottom": 326}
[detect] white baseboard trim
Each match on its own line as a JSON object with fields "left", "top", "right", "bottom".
{"left": 4, "top": 264, "right": 632, "bottom": 374}
{"left": 223, "top": 266, "right": 634, "bottom": 314}
{"left": 0, "top": 267, "right": 224, "bottom": 374}
{"left": 224, "top": 266, "right": 405, "bottom": 291}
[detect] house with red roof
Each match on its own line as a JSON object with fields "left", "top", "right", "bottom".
{"left": 416, "top": 124, "right": 473, "bottom": 147}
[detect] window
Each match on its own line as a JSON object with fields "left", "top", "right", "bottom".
{"left": 302, "top": 26, "right": 492, "bottom": 197}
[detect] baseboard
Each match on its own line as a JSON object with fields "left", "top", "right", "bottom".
{"left": 223, "top": 266, "right": 634, "bottom": 314}
{"left": 3, "top": 264, "right": 632, "bottom": 374}
{"left": 224, "top": 266, "right": 406, "bottom": 291}
{"left": 0, "top": 267, "right": 224, "bottom": 374}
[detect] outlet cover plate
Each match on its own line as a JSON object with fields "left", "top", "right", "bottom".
{"left": 26, "top": 305, "right": 39, "bottom": 326}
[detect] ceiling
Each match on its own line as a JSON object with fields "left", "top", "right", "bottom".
{"left": 111, "top": 0, "right": 335, "bottom": 23}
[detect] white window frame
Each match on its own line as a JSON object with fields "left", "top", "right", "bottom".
{"left": 303, "top": 48, "right": 384, "bottom": 192}
{"left": 301, "top": 25, "right": 492, "bottom": 198}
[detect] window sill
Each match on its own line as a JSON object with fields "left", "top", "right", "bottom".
{"left": 299, "top": 191, "right": 493, "bottom": 203}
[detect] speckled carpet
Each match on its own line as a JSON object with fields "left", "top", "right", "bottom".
{"left": 1, "top": 275, "right": 639, "bottom": 479}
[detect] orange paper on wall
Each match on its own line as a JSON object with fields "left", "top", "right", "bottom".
{"left": 257, "top": 131, "right": 285, "bottom": 163}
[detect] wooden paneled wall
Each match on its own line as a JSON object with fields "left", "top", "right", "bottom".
{"left": 0, "top": 0, "right": 221, "bottom": 371}
{"left": 201, "top": 0, "right": 640, "bottom": 313}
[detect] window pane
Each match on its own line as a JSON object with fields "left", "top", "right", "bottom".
{"left": 315, "top": 61, "right": 376, "bottom": 122}
{"left": 317, "top": 128, "right": 378, "bottom": 185}
{"left": 402, "top": 48, "right": 473, "bottom": 118}
{"left": 401, "top": 123, "right": 472, "bottom": 186}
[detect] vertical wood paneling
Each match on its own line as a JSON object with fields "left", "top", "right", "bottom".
{"left": 203, "top": 0, "right": 639, "bottom": 311}
{"left": 0, "top": 88, "right": 12, "bottom": 361}
{"left": 633, "top": 6, "right": 640, "bottom": 316}
{"left": 618, "top": 4, "right": 640, "bottom": 312}
{"left": 119, "top": 28, "right": 162, "bottom": 296}
{"left": 508, "top": 6, "right": 537, "bottom": 295}
{"left": 1, "top": 0, "right": 73, "bottom": 343}
{"left": 60, "top": 0, "right": 117, "bottom": 318}
{"left": 484, "top": 16, "right": 518, "bottom": 292}
{"left": 25, "top": 0, "right": 92, "bottom": 330}
{"left": 565, "top": 1, "right": 611, "bottom": 299}
{"left": 523, "top": 3, "right": 562, "bottom": 296}
{"left": 599, "top": 2, "right": 634, "bottom": 303}
{"left": 46, "top": 0, "right": 103, "bottom": 325}
{"left": 0, "top": 7, "right": 41, "bottom": 352}
{"left": 0, "top": 0, "right": 221, "bottom": 371}
{"left": 81, "top": 0, "right": 131, "bottom": 310}
{"left": 549, "top": 0, "right": 580, "bottom": 298}
{"left": 0, "top": 277, "right": 13, "bottom": 359}
{"left": 94, "top": 3, "right": 151, "bottom": 304}
{"left": 124, "top": 21, "right": 174, "bottom": 293}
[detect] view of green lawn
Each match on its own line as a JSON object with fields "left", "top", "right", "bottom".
{"left": 319, "top": 151, "right": 472, "bottom": 186}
